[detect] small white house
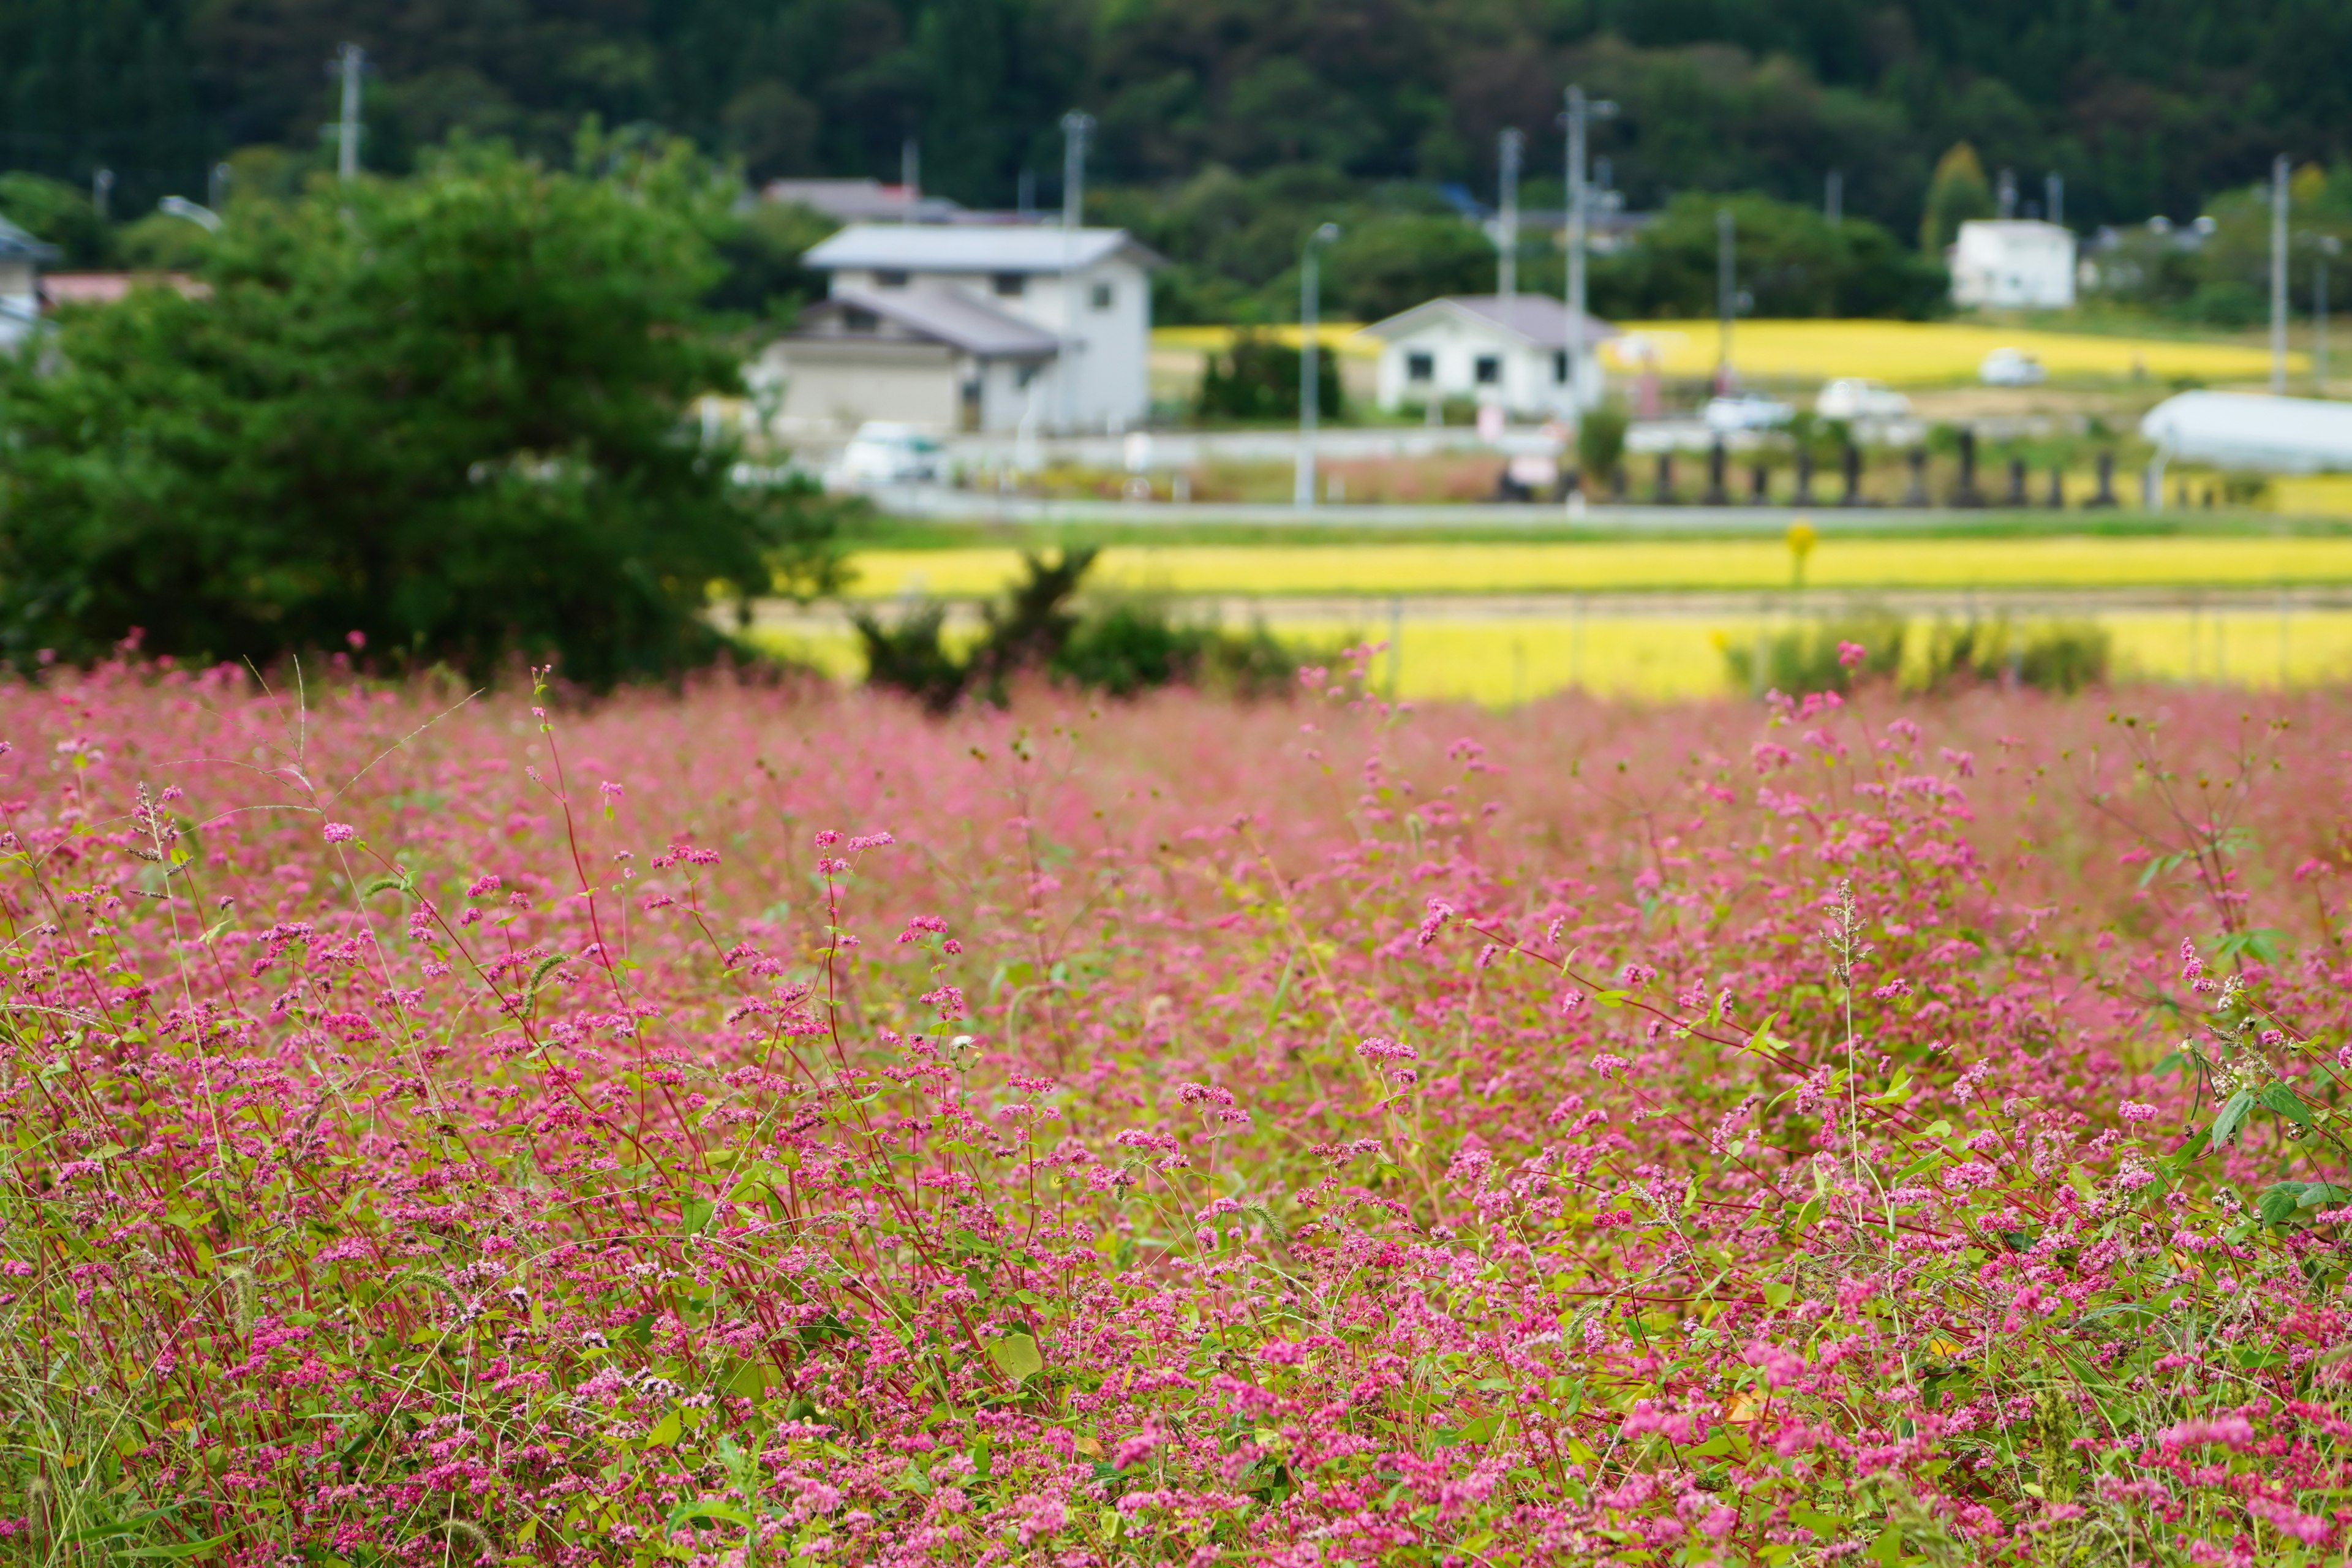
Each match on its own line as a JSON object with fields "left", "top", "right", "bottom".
{"left": 0, "top": 217, "right": 57, "bottom": 355}
{"left": 1950, "top": 220, "right": 2077, "bottom": 310}
{"left": 1362, "top": 296, "right": 1617, "bottom": 419}
{"left": 749, "top": 284, "right": 1058, "bottom": 435}
{"left": 779, "top": 224, "right": 1161, "bottom": 434}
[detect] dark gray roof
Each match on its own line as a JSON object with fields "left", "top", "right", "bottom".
{"left": 0, "top": 217, "right": 58, "bottom": 263}
{"left": 798, "top": 284, "right": 1060, "bottom": 359}
{"left": 1363, "top": 294, "right": 1618, "bottom": 350}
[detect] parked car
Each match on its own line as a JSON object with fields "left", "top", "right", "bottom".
{"left": 837, "top": 421, "right": 944, "bottom": 486}
{"left": 1815, "top": 378, "right": 1912, "bottom": 421}
{"left": 1980, "top": 347, "right": 2047, "bottom": 386}
{"left": 1702, "top": 393, "right": 1795, "bottom": 434}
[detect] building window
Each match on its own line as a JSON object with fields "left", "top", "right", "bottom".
{"left": 1553, "top": 351, "right": 1570, "bottom": 383}
{"left": 1474, "top": 355, "right": 1501, "bottom": 385}
{"left": 842, "top": 306, "right": 878, "bottom": 332}
{"left": 875, "top": 269, "right": 908, "bottom": 288}
{"left": 1406, "top": 351, "right": 1434, "bottom": 382}
{"left": 992, "top": 272, "right": 1026, "bottom": 296}
{"left": 1090, "top": 281, "right": 1115, "bottom": 311}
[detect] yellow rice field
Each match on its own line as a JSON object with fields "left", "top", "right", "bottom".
{"left": 1600, "top": 320, "right": 2294, "bottom": 385}
{"left": 842, "top": 538, "right": 2352, "bottom": 600}
{"left": 754, "top": 605, "right": 2352, "bottom": 705}
{"left": 1152, "top": 320, "right": 2297, "bottom": 385}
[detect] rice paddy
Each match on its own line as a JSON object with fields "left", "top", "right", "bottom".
{"left": 840, "top": 537, "right": 2352, "bottom": 599}
{"left": 1150, "top": 318, "right": 2299, "bottom": 385}
{"left": 753, "top": 601, "right": 2352, "bottom": 704}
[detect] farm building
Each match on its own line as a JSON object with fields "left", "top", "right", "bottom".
{"left": 2141, "top": 391, "right": 2352, "bottom": 472}
{"left": 0, "top": 217, "right": 56, "bottom": 353}
{"left": 1949, "top": 220, "right": 2078, "bottom": 310}
{"left": 760, "top": 224, "right": 1161, "bottom": 435}
{"left": 1362, "top": 296, "right": 1618, "bottom": 419}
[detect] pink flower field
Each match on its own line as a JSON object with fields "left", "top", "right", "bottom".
{"left": 7, "top": 657, "right": 2352, "bottom": 1566}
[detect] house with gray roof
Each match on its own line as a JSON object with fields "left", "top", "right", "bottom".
{"left": 765, "top": 223, "right": 1161, "bottom": 435}
{"left": 1362, "top": 295, "right": 1619, "bottom": 420}
{"left": 0, "top": 217, "right": 59, "bottom": 355}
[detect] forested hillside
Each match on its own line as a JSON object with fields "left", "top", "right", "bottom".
{"left": 6, "top": 0, "right": 2345, "bottom": 234}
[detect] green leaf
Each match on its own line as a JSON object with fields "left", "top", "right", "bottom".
{"left": 644, "top": 1409, "right": 682, "bottom": 1447}
{"left": 682, "top": 1197, "right": 715, "bottom": 1237}
{"left": 2258, "top": 1082, "right": 2314, "bottom": 1128}
{"left": 116, "top": 1536, "right": 230, "bottom": 1561}
{"left": 360, "top": 876, "right": 405, "bottom": 898}
{"left": 1445, "top": 1412, "right": 1506, "bottom": 1446}
{"left": 984, "top": 1332, "right": 1044, "bottom": 1385}
{"left": 665, "top": 1501, "right": 751, "bottom": 1532}
{"left": 2210, "top": 1089, "right": 2256, "bottom": 1148}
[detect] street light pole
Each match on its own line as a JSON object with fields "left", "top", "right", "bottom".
{"left": 2272, "top": 153, "right": 2290, "bottom": 395}
{"left": 2320, "top": 236, "right": 2340, "bottom": 394}
{"left": 1295, "top": 222, "right": 1341, "bottom": 510}
{"left": 1496, "top": 128, "right": 1522, "bottom": 302}
{"left": 1057, "top": 110, "right": 1095, "bottom": 434}
{"left": 333, "top": 43, "right": 365, "bottom": 182}
{"left": 1561, "top": 85, "right": 1615, "bottom": 428}
{"left": 1716, "top": 206, "right": 1735, "bottom": 391}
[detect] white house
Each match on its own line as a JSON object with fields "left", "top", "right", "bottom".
{"left": 749, "top": 284, "right": 1058, "bottom": 435}
{"left": 1949, "top": 220, "right": 2077, "bottom": 309}
{"left": 1362, "top": 296, "right": 1618, "bottom": 419}
{"left": 0, "top": 217, "right": 57, "bottom": 355}
{"left": 774, "top": 224, "right": 1161, "bottom": 434}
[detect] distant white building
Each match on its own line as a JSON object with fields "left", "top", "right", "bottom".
{"left": 1950, "top": 220, "right": 2077, "bottom": 310}
{"left": 761, "top": 178, "right": 966, "bottom": 225}
{"left": 1362, "top": 296, "right": 1618, "bottom": 418}
{"left": 2142, "top": 391, "right": 2352, "bottom": 472}
{"left": 766, "top": 224, "right": 1161, "bottom": 435}
{"left": 0, "top": 217, "right": 57, "bottom": 354}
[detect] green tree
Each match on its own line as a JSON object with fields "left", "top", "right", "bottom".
{"left": 1196, "top": 331, "right": 1341, "bottom": 421}
{"left": 1597, "top": 192, "right": 1945, "bottom": 319}
{"left": 0, "top": 173, "right": 114, "bottom": 267}
{"left": 0, "top": 137, "right": 837, "bottom": 685}
{"left": 1920, "top": 141, "right": 1994, "bottom": 255}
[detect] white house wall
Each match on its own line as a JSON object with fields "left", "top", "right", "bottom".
{"left": 824, "top": 260, "right": 1149, "bottom": 433}
{"left": 1374, "top": 318, "right": 1602, "bottom": 418}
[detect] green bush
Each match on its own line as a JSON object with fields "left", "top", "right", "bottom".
{"left": 1724, "top": 614, "right": 2111, "bottom": 697}
{"left": 1577, "top": 400, "right": 1630, "bottom": 488}
{"left": 1196, "top": 330, "right": 1341, "bottom": 423}
{"left": 0, "top": 137, "right": 840, "bottom": 685}
{"left": 1721, "top": 612, "right": 1907, "bottom": 696}
{"left": 862, "top": 552, "right": 1309, "bottom": 708}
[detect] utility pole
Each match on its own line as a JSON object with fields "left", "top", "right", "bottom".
{"left": 2045, "top": 171, "right": 2064, "bottom": 228}
{"left": 900, "top": 137, "right": 920, "bottom": 218}
{"left": 91, "top": 168, "right": 113, "bottom": 221}
{"left": 2318, "top": 235, "right": 2340, "bottom": 394}
{"left": 1295, "top": 222, "right": 1341, "bottom": 510}
{"left": 1057, "top": 110, "right": 1095, "bottom": 433}
{"left": 1717, "top": 206, "right": 1735, "bottom": 391}
{"left": 1825, "top": 169, "right": 1842, "bottom": 225}
{"left": 1561, "top": 85, "right": 1615, "bottom": 429}
{"left": 2272, "top": 154, "right": 2291, "bottom": 395}
{"left": 1059, "top": 111, "right": 1093, "bottom": 231}
{"left": 332, "top": 43, "right": 365, "bottom": 181}
{"left": 1496, "top": 128, "right": 1523, "bottom": 302}
{"left": 209, "top": 162, "right": 231, "bottom": 213}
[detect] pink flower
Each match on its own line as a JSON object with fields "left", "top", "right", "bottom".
{"left": 2119, "top": 1100, "right": 2158, "bottom": 1123}
{"left": 1836, "top": 639, "right": 1867, "bottom": 669}
{"left": 322, "top": 822, "right": 356, "bottom": 844}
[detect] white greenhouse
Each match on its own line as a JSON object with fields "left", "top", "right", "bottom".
{"left": 2139, "top": 391, "right": 2352, "bottom": 473}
